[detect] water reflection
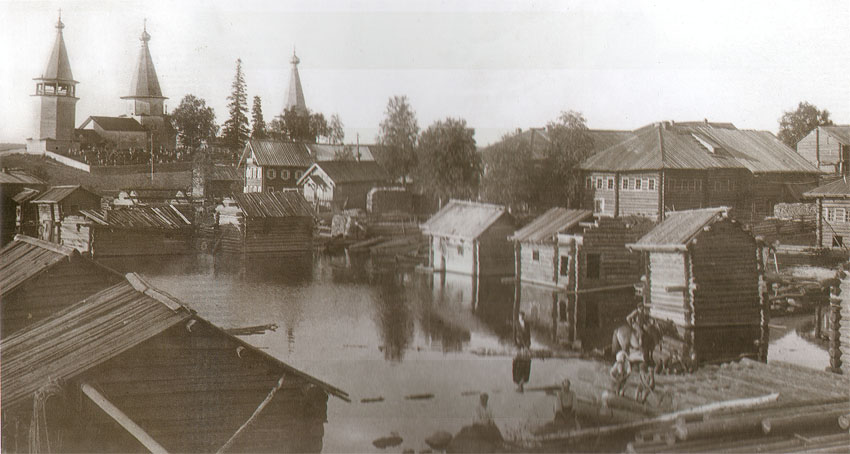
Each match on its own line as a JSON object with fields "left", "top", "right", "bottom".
{"left": 372, "top": 271, "right": 415, "bottom": 361}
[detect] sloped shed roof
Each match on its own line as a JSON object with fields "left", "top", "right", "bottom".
{"left": 32, "top": 185, "right": 98, "bottom": 203}
{"left": 0, "top": 235, "right": 79, "bottom": 296}
{"left": 421, "top": 199, "right": 511, "bottom": 239}
{"left": 509, "top": 208, "right": 592, "bottom": 243}
{"left": 821, "top": 126, "right": 850, "bottom": 146}
{"left": 803, "top": 177, "right": 850, "bottom": 199}
{"left": 309, "top": 161, "right": 390, "bottom": 184}
{"left": 233, "top": 191, "right": 315, "bottom": 218}
{"left": 80, "top": 205, "right": 191, "bottom": 229}
{"left": 629, "top": 207, "right": 730, "bottom": 251}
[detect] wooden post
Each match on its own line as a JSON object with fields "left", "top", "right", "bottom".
{"left": 81, "top": 382, "right": 168, "bottom": 454}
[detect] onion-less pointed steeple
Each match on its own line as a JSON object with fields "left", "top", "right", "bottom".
{"left": 122, "top": 19, "right": 166, "bottom": 116}
{"left": 285, "top": 50, "right": 307, "bottom": 115}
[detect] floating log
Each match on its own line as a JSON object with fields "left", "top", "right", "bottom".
{"left": 224, "top": 323, "right": 278, "bottom": 336}
{"left": 761, "top": 407, "right": 849, "bottom": 435}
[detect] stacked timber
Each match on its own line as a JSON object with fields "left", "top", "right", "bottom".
{"left": 765, "top": 272, "right": 832, "bottom": 315}
{"left": 751, "top": 216, "right": 816, "bottom": 245}
{"left": 348, "top": 235, "right": 428, "bottom": 267}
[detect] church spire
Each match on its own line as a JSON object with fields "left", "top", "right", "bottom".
{"left": 285, "top": 49, "right": 307, "bottom": 115}
{"left": 40, "top": 10, "right": 75, "bottom": 82}
{"left": 122, "top": 19, "right": 166, "bottom": 116}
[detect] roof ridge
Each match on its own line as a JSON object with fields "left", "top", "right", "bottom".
{"left": 124, "top": 272, "right": 187, "bottom": 312}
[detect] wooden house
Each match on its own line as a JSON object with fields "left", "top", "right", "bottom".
{"left": 795, "top": 125, "right": 850, "bottom": 175}
{"left": 215, "top": 191, "right": 316, "bottom": 255}
{"left": 12, "top": 188, "right": 41, "bottom": 238}
{"left": 581, "top": 121, "right": 822, "bottom": 222}
{"left": 0, "top": 169, "right": 45, "bottom": 246}
{"left": 297, "top": 161, "right": 392, "bottom": 210}
{"left": 77, "top": 116, "right": 148, "bottom": 150}
{"left": 60, "top": 205, "right": 193, "bottom": 257}
{"left": 31, "top": 185, "right": 102, "bottom": 243}
{"left": 238, "top": 139, "right": 313, "bottom": 193}
{"left": 628, "top": 207, "right": 767, "bottom": 364}
{"left": 803, "top": 177, "right": 850, "bottom": 248}
{"left": 509, "top": 209, "right": 653, "bottom": 348}
{"left": 0, "top": 235, "right": 122, "bottom": 338}
{"left": 420, "top": 200, "right": 515, "bottom": 277}
{"left": 1, "top": 273, "right": 348, "bottom": 453}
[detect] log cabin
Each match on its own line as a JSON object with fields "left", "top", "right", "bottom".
{"left": 0, "top": 235, "right": 123, "bottom": 338}
{"left": 795, "top": 125, "right": 850, "bottom": 175}
{"left": 215, "top": 191, "right": 316, "bottom": 255}
{"left": 297, "top": 161, "right": 392, "bottom": 211}
{"left": 803, "top": 177, "right": 850, "bottom": 248}
{"left": 628, "top": 207, "right": 768, "bottom": 364}
{"left": 238, "top": 139, "right": 313, "bottom": 193}
{"left": 12, "top": 188, "right": 41, "bottom": 238}
{"left": 581, "top": 121, "right": 822, "bottom": 223}
{"left": 31, "top": 185, "right": 102, "bottom": 243}
{"left": 60, "top": 205, "right": 193, "bottom": 257}
{"left": 0, "top": 273, "right": 348, "bottom": 453}
{"left": 0, "top": 169, "right": 46, "bottom": 246}
{"left": 421, "top": 200, "right": 515, "bottom": 277}
{"left": 509, "top": 209, "right": 653, "bottom": 348}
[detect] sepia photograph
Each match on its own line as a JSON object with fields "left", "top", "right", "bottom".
{"left": 1, "top": 0, "right": 849, "bottom": 452}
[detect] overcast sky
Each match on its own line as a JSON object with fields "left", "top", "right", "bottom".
{"left": 1, "top": 0, "right": 848, "bottom": 146}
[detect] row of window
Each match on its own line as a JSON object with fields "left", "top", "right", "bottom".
{"left": 826, "top": 207, "right": 848, "bottom": 223}
{"left": 245, "top": 167, "right": 304, "bottom": 181}
{"left": 529, "top": 250, "right": 600, "bottom": 279}
{"left": 245, "top": 185, "right": 261, "bottom": 193}
{"left": 586, "top": 177, "right": 737, "bottom": 193}
{"left": 622, "top": 178, "right": 656, "bottom": 191}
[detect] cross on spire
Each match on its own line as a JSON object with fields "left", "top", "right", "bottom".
{"left": 56, "top": 9, "right": 64, "bottom": 30}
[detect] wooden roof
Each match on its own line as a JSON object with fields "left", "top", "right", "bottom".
{"left": 582, "top": 122, "right": 821, "bottom": 174}
{"left": 421, "top": 199, "right": 510, "bottom": 239}
{"left": 819, "top": 125, "right": 850, "bottom": 146}
{"left": 0, "top": 169, "right": 46, "bottom": 185}
{"left": 803, "top": 176, "right": 850, "bottom": 199}
{"left": 629, "top": 207, "right": 731, "bottom": 251}
{"left": 80, "top": 205, "right": 191, "bottom": 230}
{"left": 0, "top": 235, "right": 79, "bottom": 296}
{"left": 32, "top": 185, "right": 98, "bottom": 203}
{"left": 38, "top": 15, "right": 76, "bottom": 83}
{"left": 509, "top": 207, "right": 592, "bottom": 243}
{"left": 233, "top": 191, "right": 315, "bottom": 218}
{"left": 238, "top": 140, "right": 313, "bottom": 168}
{"left": 82, "top": 116, "right": 147, "bottom": 132}
{"left": 302, "top": 160, "right": 390, "bottom": 185}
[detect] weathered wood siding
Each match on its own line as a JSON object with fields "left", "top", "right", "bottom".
{"left": 478, "top": 215, "right": 516, "bottom": 277}
{"left": 218, "top": 217, "right": 314, "bottom": 255}
{"left": 59, "top": 215, "right": 92, "bottom": 253}
{"left": 618, "top": 172, "right": 660, "bottom": 219}
{"left": 819, "top": 198, "right": 850, "bottom": 248}
{"left": 750, "top": 172, "right": 818, "bottom": 221}
{"left": 584, "top": 172, "right": 617, "bottom": 217}
{"left": 579, "top": 217, "right": 650, "bottom": 288}
{"left": 333, "top": 182, "right": 382, "bottom": 210}
{"left": 664, "top": 170, "right": 706, "bottom": 214}
{"left": 91, "top": 229, "right": 193, "bottom": 257}
{"left": 1, "top": 259, "right": 121, "bottom": 338}
{"left": 263, "top": 165, "right": 307, "bottom": 192}
{"left": 518, "top": 242, "right": 558, "bottom": 285}
{"left": 646, "top": 252, "right": 689, "bottom": 326}
{"left": 431, "top": 236, "right": 473, "bottom": 274}
{"left": 77, "top": 319, "right": 328, "bottom": 453}
{"left": 690, "top": 221, "right": 760, "bottom": 328}
{"left": 797, "top": 127, "right": 843, "bottom": 173}
{"left": 704, "top": 169, "right": 749, "bottom": 213}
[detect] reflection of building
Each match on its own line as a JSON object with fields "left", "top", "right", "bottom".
{"left": 421, "top": 200, "right": 515, "bottom": 277}
{"left": 431, "top": 272, "right": 515, "bottom": 342}
{"left": 629, "top": 207, "right": 767, "bottom": 364}
{"left": 510, "top": 209, "right": 651, "bottom": 348}
{"left": 26, "top": 14, "right": 79, "bottom": 155}
{"left": 1, "top": 273, "right": 346, "bottom": 453}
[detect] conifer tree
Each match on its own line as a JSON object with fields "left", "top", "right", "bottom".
{"left": 223, "top": 58, "right": 250, "bottom": 149}
{"left": 251, "top": 95, "right": 265, "bottom": 139}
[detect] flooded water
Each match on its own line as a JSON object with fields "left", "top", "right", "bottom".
{"left": 99, "top": 252, "right": 832, "bottom": 453}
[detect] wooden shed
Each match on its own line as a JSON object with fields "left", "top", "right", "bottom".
{"left": 60, "top": 205, "right": 193, "bottom": 257}
{"left": 0, "top": 235, "right": 122, "bottom": 338}
{"left": 31, "top": 185, "right": 102, "bottom": 243}
{"left": 215, "top": 191, "right": 316, "bottom": 255}
{"left": 296, "top": 161, "right": 391, "bottom": 210}
{"left": 628, "top": 207, "right": 767, "bottom": 364}
{"left": 510, "top": 210, "right": 653, "bottom": 348}
{"left": 795, "top": 125, "right": 850, "bottom": 175}
{"left": 421, "top": 200, "right": 515, "bottom": 277}
{"left": 1, "top": 273, "right": 348, "bottom": 453}
{"left": 0, "top": 169, "right": 45, "bottom": 246}
{"left": 803, "top": 178, "right": 850, "bottom": 248}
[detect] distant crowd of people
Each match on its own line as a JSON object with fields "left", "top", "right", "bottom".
{"left": 59, "top": 146, "right": 239, "bottom": 167}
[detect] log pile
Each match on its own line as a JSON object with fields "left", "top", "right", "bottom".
{"left": 765, "top": 272, "right": 833, "bottom": 315}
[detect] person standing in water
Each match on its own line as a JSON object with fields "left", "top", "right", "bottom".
{"left": 512, "top": 312, "right": 532, "bottom": 391}
{"left": 554, "top": 378, "right": 579, "bottom": 429}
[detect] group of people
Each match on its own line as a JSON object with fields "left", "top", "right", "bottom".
{"left": 63, "top": 145, "right": 194, "bottom": 166}
{"left": 610, "top": 307, "right": 656, "bottom": 403}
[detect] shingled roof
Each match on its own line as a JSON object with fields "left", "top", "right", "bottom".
{"left": 421, "top": 199, "right": 511, "bottom": 239}
{"left": 509, "top": 208, "right": 592, "bottom": 243}
{"left": 238, "top": 140, "right": 313, "bottom": 168}
{"left": 820, "top": 126, "right": 850, "bottom": 146}
{"left": 32, "top": 185, "right": 99, "bottom": 203}
{"left": 121, "top": 25, "right": 165, "bottom": 100}
{"left": 80, "top": 205, "right": 191, "bottom": 230}
{"left": 582, "top": 122, "right": 820, "bottom": 174}
{"left": 0, "top": 235, "right": 79, "bottom": 296}
{"left": 629, "top": 207, "right": 730, "bottom": 251}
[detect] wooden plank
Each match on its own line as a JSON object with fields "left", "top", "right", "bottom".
{"left": 81, "top": 382, "right": 169, "bottom": 454}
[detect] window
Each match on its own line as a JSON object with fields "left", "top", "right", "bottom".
{"left": 594, "top": 198, "right": 605, "bottom": 213}
{"left": 246, "top": 168, "right": 252, "bottom": 179}
{"left": 267, "top": 169, "right": 277, "bottom": 179}
{"left": 727, "top": 179, "right": 734, "bottom": 191}
{"left": 622, "top": 178, "right": 628, "bottom": 190}
{"left": 560, "top": 255, "right": 570, "bottom": 276}
{"left": 607, "top": 177, "right": 614, "bottom": 190}
{"left": 558, "top": 300, "right": 568, "bottom": 322}
{"left": 586, "top": 253, "right": 601, "bottom": 279}
{"left": 457, "top": 245, "right": 464, "bottom": 256}
{"left": 837, "top": 208, "right": 847, "bottom": 223}
{"left": 532, "top": 249, "right": 540, "bottom": 262}
{"left": 587, "top": 177, "right": 593, "bottom": 189}
{"left": 295, "top": 171, "right": 303, "bottom": 180}
{"left": 648, "top": 179, "right": 656, "bottom": 190}
{"left": 827, "top": 208, "right": 836, "bottom": 222}
{"left": 596, "top": 178, "right": 603, "bottom": 190}
{"left": 833, "top": 236, "right": 844, "bottom": 247}
{"left": 281, "top": 169, "right": 291, "bottom": 180}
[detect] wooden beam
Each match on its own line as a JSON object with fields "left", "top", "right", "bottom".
{"left": 80, "top": 382, "right": 168, "bottom": 454}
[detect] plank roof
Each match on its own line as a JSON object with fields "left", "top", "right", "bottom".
{"left": 208, "top": 165, "right": 241, "bottom": 181}
{"left": 0, "top": 235, "right": 79, "bottom": 296}
{"left": 582, "top": 122, "right": 821, "bottom": 174}
{"left": 0, "top": 272, "right": 349, "bottom": 408}
{"left": 306, "top": 161, "right": 390, "bottom": 185}
{"left": 83, "top": 116, "right": 147, "bottom": 132}
{"left": 629, "top": 207, "right": 729, "bottom": 250}
{"left": 509, "top": 208, "right": 593, "bottom": 243}
{"left": 238, "top": 140, "right": 313, "bottom": 168}
{"left": 80, "top": 205, "right": 191, "bottom": 230}
{"left": 821, "top": 125, "right": 850, "bottom": 146}
{"left": 421, "top": 199, "right": 510, "bottom": 239}
{"left": 11, "top": 188, "right": 40, "bottom": 204}
{"left": 803, "top": 177, "right": 850, "bottom": 199}
{"left": 32, "top": 185, "right": 97, "bottom": 203}
{"left": 233, "top": 191, "right": 315, "bottom": 218}
{"left": 0, "top": 169, "right": 46, "bottom": 185}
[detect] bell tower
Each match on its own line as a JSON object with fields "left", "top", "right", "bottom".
{"left": 27, "top": 11, "right": 79, "bottom": 155}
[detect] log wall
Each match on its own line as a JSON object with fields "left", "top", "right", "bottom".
{"left": 478, "top": 216, "right": 516, "bottom": 277}
{"left": 818, "top": 198, "right": 850, "bottom": 248}
{"left": 518, "top": 242, "right": 558, "bottom": 286}
{"left": 618, "top": 172, "right": 660, "bottom": 219}
{"left": 579, "top": 217, "right": 650, "bottom": 288}
{"left": 646, "top": 252, "right": 689, "bottom": 326}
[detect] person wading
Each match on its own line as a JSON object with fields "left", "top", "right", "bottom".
{"left": 512, "top": 312, "right": 532, "bottom": 392}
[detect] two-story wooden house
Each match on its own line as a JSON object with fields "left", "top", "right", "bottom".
{"left": 795, "top": 125, "right": 850, "bottom": 175}
{"left": 581, "top": 121, "right": 821, "bottom": 222}
{"left": 803, "top": 178, "right": 850, "bottom": 248}
{"left": 238, "top": 140, "right": 313, "bottom": 193}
